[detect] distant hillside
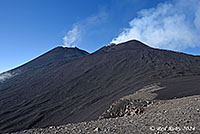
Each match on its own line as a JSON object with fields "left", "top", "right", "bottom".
{"left": 1, "top": 40, "right": 200, "bottom": 133}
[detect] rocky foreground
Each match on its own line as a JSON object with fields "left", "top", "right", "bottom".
{"left": 11, "top": 85, "right": 200, "bottom": 134}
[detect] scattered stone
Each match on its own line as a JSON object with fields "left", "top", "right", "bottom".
{"left": 10, "top": 91, "right": 200, "bottom": 134}
{"left": 99, "top": 98, "right": 149, "bottom": 119}
{"left": 94, "top": 127, "right": 101, "bottom": 132}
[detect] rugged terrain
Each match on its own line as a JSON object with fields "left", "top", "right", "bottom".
{"left": 1, "top": 40, "right": 200, "bottom": 133}
{"left": 12, "top": 86, "right": 200, "bottom": 134}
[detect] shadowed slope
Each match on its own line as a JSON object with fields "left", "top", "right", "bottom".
{"left": 1, "top": 40, "right": 200, "bottom": 133}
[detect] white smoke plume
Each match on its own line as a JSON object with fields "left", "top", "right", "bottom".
{"left": 63, "top": 25, "right": 79, "bottom": 47}
{"left": 111, "top": 0, "right": 200, "bottom": 50}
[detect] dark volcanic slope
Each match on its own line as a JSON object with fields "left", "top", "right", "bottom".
{"left": 1, "top": 40, "right": 200, "bottom": 133}
{"left": 0, "top": 46, "right": 89, "bottom": 83}
{"left": 13, "top": 46, "right": 89, "bottom": 73}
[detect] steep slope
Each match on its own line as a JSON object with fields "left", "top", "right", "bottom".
{"left": 0, "top": 46, "right": 89, "bottom": 83}
{"left": 0, "top": 46, "right": 89, "bottom": 86}
{"left": 1, "top": 40, "right": 200, "bottom": 133}
{"left": 12, "top": 95, "right": 200, "bottom": 134}
{"left": 0, "top": 46, "right": 89, "bottom": 132}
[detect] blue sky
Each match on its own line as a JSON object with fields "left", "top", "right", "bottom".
{"left": 0, "top": 0, "right": 200, "bottom": 73}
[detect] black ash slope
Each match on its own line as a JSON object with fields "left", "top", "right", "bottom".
{"left": 14, "top": 46, "right": 89, "bottom": 73}
{"left": 1, "top": 40, "right": 200, "bottom": 133}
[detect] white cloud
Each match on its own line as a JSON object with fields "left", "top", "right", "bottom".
{"left": 85, "top": 11, "right": 108, "bottom": 26}
{"left": 194, "top": 8, "right": 200, "bottom": 29}
{"left": 111, "top": 0, "right": 200, "bottom": 50}
{"left": 62, "top": 10, "right": 108, "bottom": 48}
{"left": 0, "top": 70, "right": 21, "bottom": 82}
{"left": 0, "top": 72, "right": 13, "bottom": 82}
{"left": 63, "top": 25, "right": 79, "bottom": 47}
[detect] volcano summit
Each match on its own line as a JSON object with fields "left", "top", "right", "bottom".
{"left": 1, "top": 40, "right": 200, "bottom": 133}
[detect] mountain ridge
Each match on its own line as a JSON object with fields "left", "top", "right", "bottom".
{"left": 1, "top": 40, "right": 200, "bottom": 133}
